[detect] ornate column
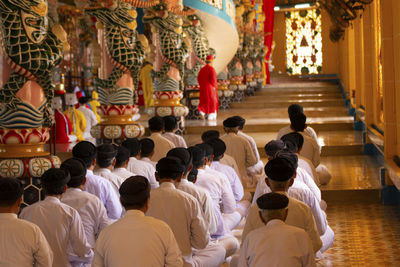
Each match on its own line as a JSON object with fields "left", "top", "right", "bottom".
{"left": 86, "top": 1, "right": 147, "bottom": 144}
{"left": 217, "top": 67, "right": 233, "bottom": 110}
{"left": 144, "top": 4, "right": 190, "bottom": 129}
{"left": 0, "top": 0, "right": 64, "bottom": 205}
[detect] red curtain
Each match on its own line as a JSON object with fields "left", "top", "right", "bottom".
{"left": 263, "top": 0, "right": 276, "bottom": 84}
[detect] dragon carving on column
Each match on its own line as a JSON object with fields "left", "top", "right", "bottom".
{"left": 144, "top": 2, "right": 191, "bottom": 117}
{"left": 0, "top": 0, "right": 64, "bottom": 128}
{"left": 85, "top": 0, "right": 148, "bottom": 105}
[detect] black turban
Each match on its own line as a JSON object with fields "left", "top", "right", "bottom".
{"left": 0, "top": 178, "right": 23, "bottom": 203}
{"left": 201, "top": 130, "right": 220, "bottom": 142}
{"left": 156, "top": 157, "right": 185, "bottom": 179}
{"left": 264, "top": 140, "right": 286, "bottom": 158}
{"left": 60, "top": 158, "right": 87, "bottom": 187}
{"left": 121, "top": 138, "right": 141, "bottom": 157}
{"left": 196, "top": 143, "right": 213, "bottom": 158}
{"left": 188, "top": 146, "right": 205, "bottom": 167}
{"left": 119, "top": 176, "right": 150, "bottom": 205}
{"left": 41, "top": 168, "right": 71, "bottom": 187}
{"left": 257, "top": 193, "right": 289, "bottom": 210}
{"left": 72, "top": 141, "right": 96, "bottom": 159}
{"left": 223, "top": 117, "right": 240, "bottom": 128}
{"left": 139, "top": 138, "right": 155, "bottom": 156}
{"left": 288, "top": 104, "right": 304, "bottom": 116}
{"left": 231, "top": 116, "right": 245, "bottom": 128}
{"left": 207, "top": 138, "right": 226, "bottom": 158}
{"left": 97, "top": 144, "right": 118, "bottom": 161}
{"left": 116, "top": 146, "right": 131, "bottom": 166}
{"left": 78, "top": 96, "right": 90, "bottom": 105}
{"left": 167, "top": 148, "right": 192, "bottom": 173}
{"left": 264, "top": 156, "right": 296, "bottom": 182}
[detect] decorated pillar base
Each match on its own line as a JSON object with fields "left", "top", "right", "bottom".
{"left": 91, "top": 104, "right": 145, "bottom": 145}
{"left": 245, "top": 74, "right": 256, "bottom": 96}
{"left": 254, "top": 72, "right": 263, "bottom": 90}
{"left": 0, "top": 128, "right": 61, "bottom": 207}
{"left": 229, "top": 76, "right": 246, "bottom": 102}
{"left": 185, "top": 88, "right": 202, "bottom": 120}
{"left": 147, "top": 91, "right": 189, "bottom": 132}
{"left": 218, "top": 80, "right": 233, "bottom": 110}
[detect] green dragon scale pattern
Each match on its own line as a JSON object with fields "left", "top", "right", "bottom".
{"left": 86, "top": 2, "right": 146, "bottom": 105}
{"left": 0, "top": 0, "right": 63, "bottom": 128}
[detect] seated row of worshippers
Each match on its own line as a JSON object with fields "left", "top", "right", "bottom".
{"left": 0, "top": 105, "right": 334, "bottom": 266}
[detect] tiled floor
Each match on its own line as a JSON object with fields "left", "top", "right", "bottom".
{"left": 323, "top": 203, "right": 400, "bottom": 266}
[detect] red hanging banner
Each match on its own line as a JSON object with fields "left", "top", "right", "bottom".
{"left": 263, "top": 0, "right": 276, "bottom": 84}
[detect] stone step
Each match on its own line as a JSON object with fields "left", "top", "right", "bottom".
{"left": 263, "top": 84, "right": 339, "bottom": 92}
{"left": 240, "top": 97, "right": 345, "bottom": 104}
{"left": 184, "top": 120, "right": 355, "bottom": 134}
{"left": 216, "top": 107, "right": 350, "bottom": 118}
{"left": 230, "top": 99, "right": 345, "bottom": 108}
{"left": 322, "top": 189, "right": 381, "bottom": 204}
{"left": 254, "top": 91, "right": 343, "bottom": 99}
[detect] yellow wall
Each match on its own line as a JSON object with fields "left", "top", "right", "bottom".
{"left": 271, "top": 9, "right": 339, "bottom": 74}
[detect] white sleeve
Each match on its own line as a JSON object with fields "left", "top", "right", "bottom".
{"left": 69, "top": 210, "right": 94, "bottom": 262}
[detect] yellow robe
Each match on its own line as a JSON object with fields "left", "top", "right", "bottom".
{"left": 139, "top": 64, "right": 154, "bottom": 108}
{"left": 89, "top": 91, "right": 101, "bottom": 123}
{"left": 64, "top": 108, "right": 86, "bottom": 142}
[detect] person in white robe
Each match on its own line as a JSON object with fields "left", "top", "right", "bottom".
{"left": 252, "top": 153, "right": 334, "bottom": 253}
{"left": 72, "top": 141, "right": 123, "bottom": 220}
{"left": 0, "top": 178, "right": 53, "bottom": 267}
{"left": 242, "top": 157, "right": 322, "bottom": 253}
{"left": 220, "top": 117, "right": 258, "bottom": 187}
{"left": 239, "top": 193, "right": 316, "bottom": 267}
{"left": 189, "top": 145, "right": 240, "bottom": 233}
{"left": 148, "top": 116, "right": 176, "bottom": 162}
{"left": 92, "top": 176, "right": 183, "bottom": 267}
{"left": 231, "top": 116, "right": 264, "bottom": 176}
{"left": 207, "top": 138, "right": 252, "bottom": 213}
{"left": 163, "top": 115, "right": 187, "bottom": 148}
{"left": 146, "top": 157, "right": 226, "bottom": 267}
{"left": 20, "top": 168, "right": 93, "bottom": 267}
{"left": 276, "top": 104, "right": 320, "bottom": 151}
{"left": 282, "top": 116, "right": 332, "bottom": 185}
{"left": 139, "top": 138, "right": 158, "bottom": 168}
{"left": 60, "top": 158, "right": 110, "bottom": 250}
{"left": 77, "top": 96, "right": 97, "bottom": 144}
{"left": 201, "top": 130, "right": 242, "bottom": 177}
{"left": 94, "top": 144, "right": 125, "bottom": 195}
{"left": 122, "top": 138, "right": 159, "bottom": 188}
{"left": 112, "top": 146, "right": 137, "bottom": 181}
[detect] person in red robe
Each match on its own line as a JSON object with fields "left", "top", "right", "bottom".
{"left": 197, "top": 54, "right": 218, "bottom": 120}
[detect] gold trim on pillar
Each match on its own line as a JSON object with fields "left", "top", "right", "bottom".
{"left": 0, "top": 143, "right": 49, "bottom": 158}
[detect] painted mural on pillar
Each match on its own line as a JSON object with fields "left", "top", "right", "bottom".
{"left": 0, "top": 0, "right": 65, "bottom": 128}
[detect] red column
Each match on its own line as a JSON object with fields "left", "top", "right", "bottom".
{"left": 263, "top": 0, "right": 276, "bottom": 84}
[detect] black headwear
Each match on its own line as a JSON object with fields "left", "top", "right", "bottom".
{"left": 223, "top": 117, "right": 240, "bottom": 128}
{"left": 281, "top": 132, "right": 304, "bottom": 150}
{"left": 121, "top": 138, "right": 141, "bottom": 157}
{"left": 72, "top": 141, "right": 97, "bottom": 166}
{"left": 119, "top": 176, "right": 150, "bottom": 205}
{"left": 41, "top": 168, "right": 71, "bottom": 187}
{"left": 60, "top": 158, "right": 87, "bottom": 187}
{"left": 167, "top": 148, "right": 192, "bottom": 173}
{"left": 201, "top": 130, "right": 220, "bottom": 142}
{"left": 163, "top": 116, "right": 177, "bottom": 132}
{"left": 97, "top": 144, "right": 118, "bottom": 167}
{"left": 231, "top": 116, "right": 245, "bottom": 128}
{"left": 196, "top": 143, "right": 213, "bottom": 159}
{"left": 288, "top": 104, "right": 304, "bottom": 116}
{"left": 148, "top": 116, "right": 164, "bottom": 132}
{"left": 188, "top": 146, "right": 205, "bottom": 168}
{"left": 139, "top": 138, "right": 155, "bottom": 157}
{"left": 207, "top": 138, "right": 226, "bottom": 159}
{"left": 156, "top": 157, "right": 185, "bottom": 179}
{"left": 116, "top": 146, "right": 131, "bottom": 167}
{"left": 264, "top": 155, "right": 296, "bottom": 182}
{"left": 78, "top": 96, "right": 90, "bottom": 105}
{"left": 257, "top": 193, "right": 289, "bottom": 210}
{"left": 264, "top": 140, "right": 286, "bottom": 158}
{"left": 290, "top": 113, "right": 306, "bottom": 132}
{"left": 0, "top": 178, "right": 23, "bottom": 203}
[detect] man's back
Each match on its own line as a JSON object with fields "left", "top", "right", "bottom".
{"left": 299, "top": 133, "right": 320, "bottom": 167}
{"left": 85, "top": 169, "right": 123, "bottom": 220}
{"left": 0, "top": 213, "right": 53, "bottom": 267}
{"left": 127, "top": 157, "right": 159, "bottom": 188}
{"left": 210, "top": 161, "right": 244, "bottom": 202}
{"left": 61, "top": 188, "right": 110, "bottom": 247}
{"left": 240, "top": 220, "right": 316, "bottom": 267}
{"left": 242, "top": 196, "right": 322, "bottom": 253}
{"left": 149, "top": 132, "right": 176, "bottom": 162}
{"left": 146, "top": 182, "right": 209, "bottom": 257}
{"left": 20, "top": 196, "right": 93, "bottom": 267}
{"left": 95, "top": 168, "right": 125, "bottom": 195}
{"left": 163, "top": 132, "right": 188, "bottom": 148}
{"left": 92, "top": 210, "right": 182, "bottom": 267}
{"left": 112, "top": 167, "right": 136, "bottom": 181}
{"left": 221, "top": 133, "right": 257, "bottom": 185}
{"left": 177, "top": 179, "right": 219, "bottom": 236}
